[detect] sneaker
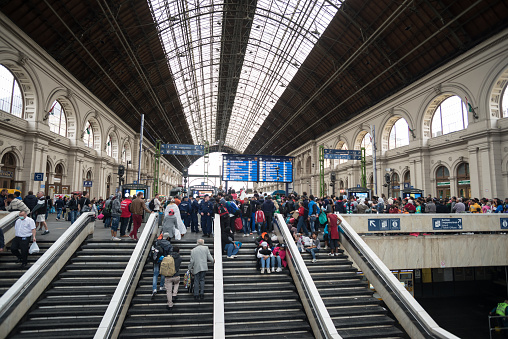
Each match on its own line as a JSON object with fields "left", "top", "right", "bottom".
{"left": 113, "top": 237, "right": 121, "bottom": 241}
{"left": 260, "top": 268, "right": 265, "bottom": 274}
{"left": 243, "top": 234, "right": 248, "bottom": 237}
{"left": 42, "top": 230, "right": 49, "bottom": 235}
{"left": 227, "top": 256, "right": 234, "bottom": 259}
{"left": 334, "top": 253, "right": 340, "bottom": 256}
{"left": 267, "top": 268, "right": 271, "bottom": 274}
{"left": 121, "top": 235, "right": 129, "bottom": 238}
{"left": 232, "top": 255, "right": 238, "bottom": 258}
{"left": 328, "top": 253, "right": 333, "bottom": 256}
{"left": 324, "top": 246, "right": 329, "bottom": 249}
{"left": 312, "top": 259, "right": 317, "bottom": 263}
{"left": 271, "top": 267, "right": 275, "bottom": 273}
{"left": 151, "top": 289, "right": 157, "bottom": 299}
{"left": 276, "top": 267, "right": 282, "bottom": 272}
{"left": 160, "top": 287, "right": 166, "bottom": 291}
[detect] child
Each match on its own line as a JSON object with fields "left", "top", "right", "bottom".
{"left": 257, "top": 242, "right": 273, "bottom": 274}
{"left": 255, "top": 206, "right": 265, "bottom": 234}
{"left": 272, "top": 243, "right": 286, "bottom": 272}
{"left": 306, "top": 232, "right": 321, "bottom": 263}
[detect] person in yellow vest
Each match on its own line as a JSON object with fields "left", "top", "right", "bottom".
{"left": 490, "top": 299, "right": 508, "bottom": 333}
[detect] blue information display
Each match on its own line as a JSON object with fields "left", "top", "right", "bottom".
{"left": 432, "top": 218, "right": 462, "bottom": 230}
{"left": 501, "top": 218, "right": 508, "bottom": 229}
{"left": 222, "top": 154, "right": 294, "bottom": 182}
{"left": 160, "top": 144, "right": 204, "bottom": 156}
{"left": 222, "top": 155, "right": 259, "bottom": 182}
{"left": 368, "top": 218, "right": 400, "bottom": 231}
{"left": 258, "top": 156, "right": 293, "bottom": 183}
{"left": 324, "top": 149, "right": 361, "bottom": 160}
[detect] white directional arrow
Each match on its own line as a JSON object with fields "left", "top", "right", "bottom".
{"left": 369, "top": 220, "right": 377, "bottom": 227}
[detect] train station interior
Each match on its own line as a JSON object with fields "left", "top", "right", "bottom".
{"left": 1, "top": 0, "right": 508, "bottom": 338}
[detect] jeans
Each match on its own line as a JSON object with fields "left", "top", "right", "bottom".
{"left": 104, "top": 216, "right": 111, "bottom": 228}
{"left": 255, "top": 222, "right": 263, "bottom": 234}
{"left": 56, "top": 208, "right": 62, "bottom": 220}
{"left": 193, "top": 271, "right": 206, "bottom": 296}
{"left": 306, "top": 248, "right": 319, "bottom": 260}
{"left": 272, "top": 256, "right": 282, "bottom": 268}
{"left": 297, "top": 217, "right": 309, "bottom": 236}
{"left": 260, "top": 256, "right": 272, "bottom": 268}
{"left": 309, "top": 215, "right": 317, "bottom": 232}
{"left": 153, "top": 263, "right": 165, "bottom": 290}
{"left": 191, "top": 213, "right": 199, "bottom": 232}
{"left": 11, "top": 236, "right": 30, "bottom": 265}
{"left": 165, "top": 276, "right": 180, "bottom": 307}
{"left": 251, "top": 212, "right": 256, "bottom": 232}
{"left": 69, "top": 210, "right": 78, "bottom": 224}
{"left": 111, "top": 216, "right": 120, "bottom": 232}
{"left": 242, "top": 217, "right": 250, "bottom": 234}
{"left": 225, "top": 242, "right": 241, "bottom": 256}
{"left": 120, "top": 217, "right": 130, "bottom": 236}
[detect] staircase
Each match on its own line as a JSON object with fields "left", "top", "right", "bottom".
{"left": 8, "top": 239, "right": 137, "bottom": 338}
{"left": 300, "top": 240, "right": 406, "bottom": 338}
{"left": 222, "top": 237, "right": 314, "bottom": 338}
{"left": 0, "top": 240, "right": 52, "bottom": 298}
{"left": 119, "top": 233, "right": 214, "bottom": 338}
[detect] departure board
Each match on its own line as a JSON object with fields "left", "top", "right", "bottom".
{"left": 258, "top": 156, "right": 293, "bottom": 182}
{"left": 222, "top": 155, "right": 259, "bottom": 182}
{"left": 222, "top": 154, "right": 294, "bottom": 182}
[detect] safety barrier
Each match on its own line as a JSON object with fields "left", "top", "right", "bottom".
{"left": 94, "top": 212, "right": 159, "bottom": 338}
{"left": 274, "top": 213, "right": 341, "bottom": 339}
{"left": 337, "top": 214, "right": 459, "bottom": 339}
{"left": 0, "top": 212, "right": 95, "bottom": 338}
{"left": 213, "top": 214, "right": 225, "bottom": 338}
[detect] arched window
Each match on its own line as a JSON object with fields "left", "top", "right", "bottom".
{"left": 1, "top": 152, "right": 16, "bottom": 189}
{"left": 503, "top": 84, "right": 508, "bottom": 118}
{"left": 106, "top": 135, "right": 113, "bottom": 157}
{"left": 0, "top": 64, "right": 23, "bottom": 118}
{"left": 457, "top": 163, "right": 471, "bottom": 198}
{"left": 338, "top": 143, "right": 348, "bottom": 165}
{"left": 431, "top": 95, "right": 468, "bottom": 137}
{"left": 48, "top": 100, "right": 67, "bottom": 137}
{"left": 83, "top": 121, "right": 94, "bottom": 148}
{"left": 360, "top": 133, "right": 373, "bottom": 156}
{"left": 392, "top": 172, "right": 400, "bottom": 198}
{"left": 389, "top": 118, "right": 409, "bottom": 149}
{"left": 436, "top": 165, "right": 450, "bottom": 199}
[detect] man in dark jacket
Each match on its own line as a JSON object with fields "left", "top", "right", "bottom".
{"left": 164, "top": 246, "right": 182, "bottom": 311}
{"left": 23, "top": 191, "right": 38, "bottom": 214}
{"left": 199, "top": 195, "right": 214, "bottom": 237}
{"left": 0, "top": 189, "right": 8, "bottom": 211}
{"left": 190, "top": 197, "right": 200, "bottom": 233}
{"left": 240, "top": 199, "right": 252, "bottom": 236}
{"left": 152, "top": 233, "right": 173, "bottom": 299}
{"left": 262, "top": 196, "right": 275, "bottom": 232}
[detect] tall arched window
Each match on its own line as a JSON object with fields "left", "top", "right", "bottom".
{"left": 457, "top": 163, "right": 471, "bottom": 198}
{"left": 431, "top": 95, "right": 468, "bottom": 137}
{"left": 503, "top": 84, "right": 508, "bottom": 118}
{"left": 436, "top": 166, "right": 450, "bottom": 199}
{"left": 360, "top": 132, "right": 373, "bottom": 156}
{"left": 392, "top": 172, "right": 400, "bottom": 198}
{"left": 83, "top": 121, "right": 94, "bottom": 148}
{"left": 48, "top": 100, "right": 67, "bottom": 137}
{"left": 389, "top": 118, "right": 409, "bottom": 149}
{"left": 0, "top": 64, "right": 23, "bottom": 118}
{"left": 106, "top": 135, "right": 113, "bottom": 157}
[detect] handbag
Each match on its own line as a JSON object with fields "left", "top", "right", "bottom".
{"left": 174, "top": 228, "right": 182, "bottom": 240}
{"left": 82, "top": 205, "right": 91, "bottom": 212}
{"left": 29, "top": 241, "right": 40, "bottom": 254}
{"left": 292, "top": 211, "right": 299, "bottom": 220}
{"left": 97, "top": 213, "right": 104, "bottom": 220}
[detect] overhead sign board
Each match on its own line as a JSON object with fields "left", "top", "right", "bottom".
{"left": 0, "top": 170, "right": 13, "bottom": 178}
{"left": 222, "top": 154, "right": 294, "bottom": 182}
{"left": 258, "top": 155, "right": 293, "bottom": 183}
{"left": 323, "top": 149, "right": 361, "bottom": 160}
{"left": 83, "top": 180, "right": 93, "bottom": 187}
{"left": 161, "top": 144, "right": 204, "bottom": 150}
{"left": 160, "top": 149, "right": 204, "bottom": 156}
{"left": 432, "top": 218, "right": 462, "bottom": 230}
{"left": 34, "top": 173, "right": 44, "bottom": 181}
{"left": 368, "top": 218, "right": 400, "bottom": 231}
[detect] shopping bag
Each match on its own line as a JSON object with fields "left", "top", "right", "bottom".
{"left": 97, "top": 213, "right": 104, "bottom": 220}
{"left": 29, "top": 241, "right": 40, "bottom": 254}
{"left": 174, "top": 228, "right": 182, "bottom": 240}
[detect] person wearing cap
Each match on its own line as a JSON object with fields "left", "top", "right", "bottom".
{"left": 199, "top": 195, "right": 214, "bottom": 237}
{"left": 190, "top": 196, "right": 200, "bottom": 233}
{"left": 257, "top": 241, "right": 274, "bottom": 274}
{"left": 151, "top": 232, "right": 173, "bottom": 299}
{"left": 179, "top": 196, "right": 191, "bottom": 229}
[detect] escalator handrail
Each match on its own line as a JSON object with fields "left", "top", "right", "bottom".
{"left": 213, "top": 214, "right": 225, "bottom": 338}
{"left": 0, "top": 211, "right": 20, "bottom": 241}
{"left": 0, "top": 212, "right": 95, "bottom": 325}
{"left": 337, "top": 214, "right": 459, "bottom": 339}
{"left": 274, "top": 214, "right": 341, "bottom": 339}
{"left": 94, "top": 212, "right": 159, "bottom": 339}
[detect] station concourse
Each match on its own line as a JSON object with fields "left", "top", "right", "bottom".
{"left": 1, "top": 0, "right": 508, "bottom": 338}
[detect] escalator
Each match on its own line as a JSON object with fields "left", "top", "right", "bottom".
{"left": 119, "top": 232, "right": 214, "bottom": 338}
{"left": 0, "top": 240, "right": 52, "bottom": 297}
{"left": 222, "top": 239, "right": 314, "bottom": 338}
{"left": 300, "top": 241, "right": 405, "bottom": 338}
{"left": 7, "top": 239, "right": 137, "bottom": 338}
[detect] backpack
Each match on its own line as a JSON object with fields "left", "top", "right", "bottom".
{"left": 234, "top": 217, "right": 243, "bottom": 231}
{"left": 149, "top": 242, "right": 165, "bottom": 263}
{"left": 103, "top": 201, "right": 112, "bottom": 216}
{"left": 228, "top": 201, "right": 238, "bottom": 213}
{"left": 255, "top": 210, "right": 264, "bottom": 223}
{"left": 312, "top": 203, "right": 319, "bottom": 215}
{"left": 319, "top": 211, "right": 327, "bottom": 224}
{"left": 148, "top": 199, "right": 155, "bottom": 211}
{"left": 160, "top": 255, "right": 176, "bottom": 277}
{"left": 218, "top": 203, "right": 229, "bottom": 217}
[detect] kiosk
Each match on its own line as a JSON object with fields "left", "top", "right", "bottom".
{"left": 122, "top": 183, "right": 149, "bottom": 199}
{"left": 346, "top": 187, "right": 371, "bottom": 201}
{"left": 402, "top": 188, "right": 424, "bottom": 199}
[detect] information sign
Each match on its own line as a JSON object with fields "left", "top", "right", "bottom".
{"left": 323, "top": 149, "right": 361, "bottom": 160}
{"left": 161, "top": 144, "right": 204, "bottom": 150}
{"left": 432, "top": 218, "right": 462, "bottom": 230}
{"left": 222, "top": 155, "right": 258, "bottom": 182}
{"left": 368, "top": 218, "right": 401, "bottom": 231}
{"left": 34, "top": 173, "right": 44, "bottom": 181}
{"left": 83, "top": 180, "right": 93, "bottom": 187}
{"left": 258, "top": 156, "right": 293, "bottom": 183}
{"left": 160, "top": 149, "right": 204, "bottom": 155}
{"left": 501, "top": 218, "right": 508, "bottom": 230}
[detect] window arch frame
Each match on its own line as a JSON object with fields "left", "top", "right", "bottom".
{"left": 388, "top": 118, "right": 410, "bottom": 150}
{"left": 430, "top": 95, "right": 468, "bottom": 138}
{"left": 48, "top": 100, "right": 67, "bottom": 137}
{"left": 0, "top": 64, "right": 23, "bottom": 118}
{"left": 83, "top": 120, "right": 95, "bottom": 149}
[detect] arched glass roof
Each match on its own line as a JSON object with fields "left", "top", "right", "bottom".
{"left": 148, "top": 0, "right": 340, "bottom": 152}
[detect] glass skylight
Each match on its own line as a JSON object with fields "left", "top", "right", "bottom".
{"left": 148, "top": 0, "right": 340, "bottom": 152}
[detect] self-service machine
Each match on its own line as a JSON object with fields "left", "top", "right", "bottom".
{"left": 346, "top": 187, "right": 371, "bottom": 201}
{"left": 402, "top": 188, "right": 424, "bottom": 199}
{"left": 122, "top": 183, "right": 149, "bottom": 199}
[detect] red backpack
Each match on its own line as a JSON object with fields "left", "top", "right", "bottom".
{"left": 218, "top": 203, "right": 229, "bottom": 217}
{"left": 234, "top": 218, "right": 243, "bottom": 231}
{"left": 255, "top": 210, "right": 265, "bottom": 223}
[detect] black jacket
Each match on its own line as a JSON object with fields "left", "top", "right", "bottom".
{"left": 23, "top": 194, "right": 38, "bottom": 211}
{"left": 168, "top": 252, "right": 182, "bottom": 277}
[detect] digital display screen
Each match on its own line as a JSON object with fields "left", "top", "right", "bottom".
{"left": 222, "top": 154, "right": 294, "bottom": 182}
{"left": 123, "top": 189, "right": 146, "bottom": 198}
{"left": 258, "top": 156, "right": 293, "bottom": 183}
{"left": 222, "top": 155, "right": 259, "bottom": 182}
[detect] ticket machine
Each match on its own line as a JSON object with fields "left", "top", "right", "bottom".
{"left": 402, "top": 188, "right": 424, "bottom": 199}
{"left": 346, "top": 187, "right": 371, "bottom": 201}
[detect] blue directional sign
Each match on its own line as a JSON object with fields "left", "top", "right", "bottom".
{"left": 83, "top": 181, "right": 93, "bottom": 187}
{"left": 258, "top": 156, "right": 293, "bottom": 183}
{"left": 160, "top": 144, "right": 204, "bottom": 156}
{"left": 222, "top": 154, "right": 259, "bottom": 182}
{"left": 432, "top": 218, "right": 462, "bottom": 230}
{"left": 34, "top": 173, "right": 44, "bottom": 181}
{"left": 404, "top": 183, "right": 410, "bottom": 189}
{"left": 160, "top": 149, "right": 204, "bottom": 156}
{"left": 368, "top": 218, "right": 400, "bottom": 231}
{"left": 501, "top": 218, "right": 508, "bottom": 229}
{"left": 323, "top": 149, "right": 361, "bottom": 160}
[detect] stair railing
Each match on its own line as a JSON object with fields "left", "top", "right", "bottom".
{"left": 213, "top": 213, "right": 225, "bottom": 338}
{"left": 0, "top": 211, "right": 21, "bottom": 245}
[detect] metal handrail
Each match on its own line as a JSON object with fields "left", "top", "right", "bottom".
{"left": 274, "top": 214, "right": 341, "bottom": 339}
{"left": 94, "top": 212, "right": 159, "bottom": 339}
{"left": 0, "top": 211, "right": 20, "bottom": 243}
{"left": 337, "top": 213, "right": 459, "bottom": 339}
{"left": 213, "top": 213, "right": 225, "bottom": 338}
{"left": 0, "top": 212, "right": 95, "bottom": 338}
{"left": 489, "top": 315, "right": 508, "bottom": 339}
